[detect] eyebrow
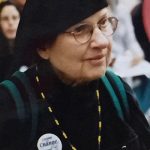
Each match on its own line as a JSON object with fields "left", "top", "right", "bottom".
{"left": 78, "top": 13, "right": 109, "bottom": 25}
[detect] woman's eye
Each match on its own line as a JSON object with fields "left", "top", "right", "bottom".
{"left": 73, "top": 24, "right": 91, "bottom": 34}
{"left": 74, "top": 25, "right": 86, "bottom": 33}
{"left": 99, "top": 18, "right": 109, "bottom": 28}
{"left": 1, "top": 16, "right": 9, "bottom": 21}
{"left": 12, "top": 15, "right": 19, "bottom": 20}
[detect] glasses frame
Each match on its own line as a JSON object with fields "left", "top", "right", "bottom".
{"left": 64, "top": 17, "right": 118, "bottom": 44}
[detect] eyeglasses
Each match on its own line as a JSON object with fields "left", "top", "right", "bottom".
{"left": 65, "top": 17, "right": 118, "bottom": 44}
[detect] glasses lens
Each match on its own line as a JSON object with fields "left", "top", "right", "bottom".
{"left": 73, "top": 24, "right": 92, "bottom": 44}
{"left": 100, "top": 17, "right": 118, "bottom": 36}
{"left": 68, "top": 17, "right": 118, "bottom": 44}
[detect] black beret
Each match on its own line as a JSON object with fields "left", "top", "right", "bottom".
{"left": 15, "top": 0, "right": 108, "bottom": 60}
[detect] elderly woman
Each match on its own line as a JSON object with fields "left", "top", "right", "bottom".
{"left": 0, "top": 0, "right": 150, "bottom": 150}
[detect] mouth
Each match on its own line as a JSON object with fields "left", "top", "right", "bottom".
{"left": 85, "top": 55, "right": 106, "bottom": 66}
{"left": 7, "top": 29, "right": 16, "bottom": 34}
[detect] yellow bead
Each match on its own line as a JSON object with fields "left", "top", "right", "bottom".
{"left": 55, "top": 119, "right": 59, "bottom": 125}
{"left": 71, "top": 145, "right": 77, "bottom": 150}
{"left": 48, "top": 107, "right": 52, "bottom": 112}
{"left": 98, "top": 106, "right": 101, "bottom": 112}
{"left": 36, "top": 76, "right": 39, "bottom": 82}
{"left": 96, "top": 90, "right": 99, "bottom": 99}
{"left": 99, "top": 121, "right": 102, "bottom": 128}
{"left": 41, "top": 92, "right": 45, "bottom": 99}
{"left": 62, "top": 132, "right": 68, "bottom": 139}
{"left": 98, "top": 135, "right": 101, "bottom": 143}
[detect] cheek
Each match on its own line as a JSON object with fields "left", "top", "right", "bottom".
{"left": 106, "top": 39, "right": 112, "bottom": 64}
{"left": 52, "top": 51, "right": 83, "bottom": 73}
{"left": 1, "top": 25, "right": 8, "bottom": 37}
{"left": 50, "top": 38, "right": 84, "bottom": 69}
{"left": 1, "top": 23, "right": 7, "bottom": 32}
{"left": 14, "top": 20, "right": 20, "bottom": 28}
{"left": 48, "top": 45, "right": 83, "bottom": 75}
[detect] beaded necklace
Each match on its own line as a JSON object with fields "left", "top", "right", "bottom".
{"left": 35, "top": 66, "right": 102, "bottom": 150}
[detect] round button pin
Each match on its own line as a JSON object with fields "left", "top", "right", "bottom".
{"left": 37, "top": 133, "right": 62, "bottom": 150}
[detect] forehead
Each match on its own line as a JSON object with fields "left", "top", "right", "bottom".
{"left": 1, "top": 5, "right": 19, "bottom": 16}
{"left": 68, "top": 7, "right": 110, "bottom": 29}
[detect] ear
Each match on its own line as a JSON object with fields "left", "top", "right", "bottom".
{"left": 37, "top": 48, "right": 49, "bottom": 60}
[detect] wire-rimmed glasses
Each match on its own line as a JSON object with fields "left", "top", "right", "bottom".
{"left": 65, "top": 17, "right": 118, "bottom": 44}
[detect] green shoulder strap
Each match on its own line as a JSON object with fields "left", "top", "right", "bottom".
{"left": 12, "top": 71, "right": 39, "bottom": 142}
{"left": 0, "top": 71, "right": 39, "bottom": 142}
{"left": 101, "top": 69, "right": 129, "bottom": 120}
{"left": 0, "top": 80, "right": 26, "bottom": 122}
{"left": 106, "top": 69, "right": 129, "bottom": 113}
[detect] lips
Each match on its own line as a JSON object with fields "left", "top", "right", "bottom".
{"left": 7, "top": 29, "right": 15, "bottom": 33}
{"left": 85, "top": 55, "right": 105, "bottom": 66}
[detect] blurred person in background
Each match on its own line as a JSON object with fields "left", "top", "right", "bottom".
{"left": 131, "top": 0, "right": 150, "bottom": 62}
{"left": 5, "top": 0, "right": 28, "bottom": 76}
{"left": 131, "top": 0, "right": 150, "bottom": 125}
{"left": 108, "top": 0, "right": 150, "bottom": 125}
{"left": 107, "top": 0, "right": 144, "bottom": 87}
{"left": 0, "top": 1, "right": 20, "bottom": 82}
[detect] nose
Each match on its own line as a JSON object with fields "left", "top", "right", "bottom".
{"left": 8, "top": 18, "right": 14, "bottom": 26}
{"left": 89, "top": 27, "right": 110, "bottom": 49}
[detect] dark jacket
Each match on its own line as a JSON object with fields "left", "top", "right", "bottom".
{"left": 0, "top": 62, "right": 150, "bottom": 150}
{"left": 0, "top": 33, "right": 15, "bottom": 82}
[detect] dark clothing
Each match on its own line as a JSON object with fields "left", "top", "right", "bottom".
{"left": 0, "top": 62, "right": 150, "bottom": 150}
{"left": 0, "top": 54, "right": 14, "bottom": 82}
{"left": 0, "top": 33, "right": 15, "bottom": 82}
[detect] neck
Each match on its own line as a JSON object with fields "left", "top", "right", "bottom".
{"left": 51, "top": 65, "right": 89, "bottom": 87}
{"left": 7, "top": 39, "right": 15, "bottom": 54}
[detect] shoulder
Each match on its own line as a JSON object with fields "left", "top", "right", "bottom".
{"left": 0, "top": 84, "right": 29, "bottom": 149}
{"left": 105, "top": 70, "right": 143, "bottom": 114}
{"left": 0, "top": 82, "right": 15, "bottom": 110}
{"left": 0, "top": 81, "right": 22, "bottom": 144}
{"left": 106, "top": 70, "right": 136, "bottom": 98}
{"left": 0, "top": 74, "right": 34, "bottom": 147}
{"left": 0, "top": 78, "right": 25, "bottom": 123}
{"left": 0, "top": 74, "right": 32, "bottom": 122}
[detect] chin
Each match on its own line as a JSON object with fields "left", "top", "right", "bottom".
{"left": 6, "top": 36, "right": 15, "bottom": 40}
{"left": 92, "top": 68, "right": 107, "bottom": 79}
{"left": 85, "top": 71, "right": 106, "bottom": 82}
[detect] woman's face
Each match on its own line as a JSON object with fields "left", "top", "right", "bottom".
{"left": 38, "top": 8, "right": 112, "bottom": 84}
{"left": 0, "top": 5, "right": 20, "bottom": 40}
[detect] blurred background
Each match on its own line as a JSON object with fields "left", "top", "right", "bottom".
{"left": 122, "top": 0, "right": 140, "bottom": 11}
